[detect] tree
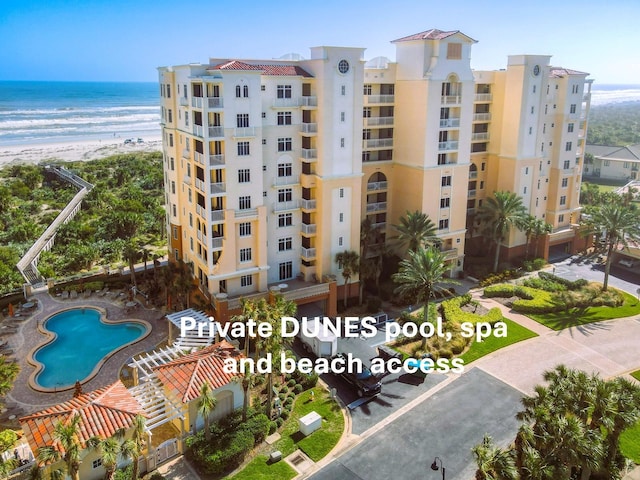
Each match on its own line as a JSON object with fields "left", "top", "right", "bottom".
{"left": 392, "top": 210, "right": 438, "bottom": 254}
{"left": 392, "top": 247, "right": 459, "bottom": 349}
{"left": 86, "top": 435, "right": 123, "bottom": 480}
{"left": 197, "top": 382, "right": 217, "bottom": 441}
{"left": 476, "top": 191, "right": 527, "bottom": 272}
{"left": 119, "top": 415, "right": 146, "bottom": 480}
{"left": 37, "top": 413, "right": 83, "bottom": 480}
{"left": 472, "top": 434, "right": 517, "bottom": 480}
{"left": 0, "top": 356, "right": 19, "bottom": 399}
{"left": 532, "top": 219, "right": 552, "bottom": 259}
{"left": 122, "top": 242, "right": 139, "bottom": 288}
{"left": 335, "top": 250, "right": 360, "bottom": 309}
{"left": 583, "top": 202, "right": 640, "bottom": 290}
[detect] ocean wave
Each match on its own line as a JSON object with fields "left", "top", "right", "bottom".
{"left": 0, "top": 105, "right": 159, "bottom": 116}
{"left": 0, "top": 113, "right": 160, "bottom": 130}
{"left": 0, "top": 122, "right": 160, "bottom": 137}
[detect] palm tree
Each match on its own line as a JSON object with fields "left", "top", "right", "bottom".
{"left": 335, "top": 250, "right": 360, "bottom": 308}
{"left": 392, "top": 210, "right": 438, "bottom": 254}
{"left": 37, "top": 414, "right": 83, "bottom": 480}
{"left": 197, "top": 382, "right": 217, "bottom": 441}
{"left": 583, "top": 202, "right": 640, "bottom": 290}
{"left": 86, "top": 435, "right": 122, "bottom": 480}
{"left": 532, "top": 219, "right": 552, "bottom": 259}
{"left": 392, "top": 247, "right": 459, "bottom": 349}
{"left": 119, "top": 415, "right": 146, "bottom": 480}
{"left": 472, "top": 434, "right": 517, "bottom": 480}
{"left": 140, "top": 247, "right": 150, "bottom": 277}
{"left": 233, "top": 369, "right": 257, "bottom": 422}
{"left": 521, "top": 215, "right": 537, "bottom": 260}
{"left": 359, "top": 218, "right": 382, "bottom": 304}
{"left": 476, "top": 191, "right": 527, "bottom": 272}
{"left": 122, "top": 242, "right": 139, "bottom": 288}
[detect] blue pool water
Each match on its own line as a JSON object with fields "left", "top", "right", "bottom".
{"left": 34, "top": 308, "right": 146, "bottom": 389}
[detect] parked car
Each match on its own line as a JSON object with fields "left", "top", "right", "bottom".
{"left": 619, "top": 258, "right": 636, "bottom": 268}
{"left": 333, "top": 352, "right": 381, "bottom": 397}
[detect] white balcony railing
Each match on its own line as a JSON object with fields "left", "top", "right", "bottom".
{"left": 472, "top": 132, "right": 490, "bottom": 141}
{"left": 196, "top": 204, "right": 206, "bottom": 219}
{"left": 191, "top": 97, "right": 203, "bottom": 108}
{"left": 366, "top": 116, "right": 394, "bottom": 126}
{"left": 209, "top": 154, "right": 225, "bottom": 167}
{"left": 183, "top": 174, "right": 191, "bottom": 185}
{"left": 301, "top": 122, "right": 318, "bottom": 134}
{"left": 301, "top": 148, "right": 317, "bottom": 160}
{"left": 194, "top": 151, "right": 204, "bottom": 165}
{"left": 441, "top": 95, "right": 461, "bottom": 105}
{"left": 366, "top": 201, "right": 387, "bottom": 213}
{"left": 273, "top": 175, "right": 299, "bottom": 187}
{"left": 366, "top": 95, "right": 395, "bottom": 104}
{"left": 234, "top": 127, "right": 256, "bottom": 138}
{"left": 179, "top": 97, "right": 188, "bottom": 107}
{"left": 210, "top": 182, "right": 226, "bottom": 195}
{"left": 440, "top": 118, "right": 461, "bottom": 128}
{"left": 196, "top": 230, "right": 206, "bottom": 242}
{"left": 438, "top": 141, "right": 459, "bottom": 151}
{"left": 301, "top": 96, "right": 317, "bottom": 107}
{"left": 208, "top": 126, "right": 224, "bottom": 138}
{"left": 469, "top": 171, "right": 478, "bottom": 179}
{"left": 367, "top": 181, "right": 388, "bottom": 191}
{"left": 210, "top": 209, "right": 225, "bottom": 222}
{"left": 273, "top": 98, "right": 301, "bottom": 108}
{"left": 273, "top": 200, "right": 298, "bottom": 212}
{"left": 182, "top": 149, "right": 190, "bottom": 159}
{"left": 301, "top": 247, "right": 316, "bottom": 259}
{"left": 301, "top": 223, "right": 317, "bottom": 235}
{"left": 235, "top": 208, "right": 258, "bottom": 218}
{"left": 195, "top": 178, "right": 205, "bottom": 192}
{"left": 211, "top": 236, "right": 224, "bottom": 249}
{"left": 468, "top": 190, "right": 477, "bottom": 198}
{"left": 193, "top": 125, "right": 204, "bottom": 137}
{"left": 299, "top": 199, "right": 317, "bottom": 210}
{"left": 207, "top": 97, "right": 223, "bottom": 108}
{"left": 473, "top": 113, "right": 491, "bottom": 122}
{"left": 364, "top": 138, "right": 393, "bottom": 149}
{"left": 474, "top": 93, "right": 492, "bottom": 102}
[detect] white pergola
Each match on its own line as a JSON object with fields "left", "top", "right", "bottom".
{"left": 128, "top": 376, "right": 185, "bottom": 432}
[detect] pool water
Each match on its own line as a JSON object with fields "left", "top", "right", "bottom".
{"left": 34, "top": 308, "right": 146, "bottom": 389}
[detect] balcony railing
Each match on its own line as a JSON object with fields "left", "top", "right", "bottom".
{"left": 182, "top": 149, "right": 190, "bottom": 159}
{"left": 195, "top": 178, "right": 205, "bottom": 192}
{"left": 273, "top": 98, "right": 301, "bottom": 108}
{"left": 474, "top": 93, "right": 492, "bottom": 102}
{"left": 468, "top": 189, "right": 477, "bottom": 198}
{"left": 211, "top": 209, "right": 225, "bottom": 222}
{"left": 301, "top": 96, "right": 317, "bottom": 107}
{"left": 196, "top": 205, "right": 206, "bottom": 219}
{"left": 179, "top": 97, "right": 188, "bottom": 107}
{"left": 233, "top": 127, "right": 256, "bottom": 138}
{"left": 273, "top": 200, "right": 298, "bottom": 212}
{"left": 191, "top": 97, "right": 203, "bottom": 108}
{"left": 192, "top": 125, "right": 204, "bottom": 137}
{"left": 207, "top": 97, "right": 223, "bottom": 108}
{"left": 472, "top": 132, "right": 490, "bottom": 141}
{"left": 196, "top": 230, "right": 206, "bottom": 242}
{"left": 194, "top": 151, "right": 204, "bottom": 165}
{"left": 372, "top": 221, "right": 386, "bottom": 229}
{"left": 469, "top": 171, "right": 478, "bottom": 179}
{"left": 209, "top": 154, "right": 225, "bottom": 167}
{"left": 211, "top": 236, "right": 224, "bottom": 250}
{"left": 441, "top": 95, "right": 461, "bottom": 105}
{"left": 273, "top": 175, "right": 299, "bottom": 187}
{"left": 467, "top": 208, "right": 476, "bottom": 215}
{"left": 473, "top": 113, "right": 491, "bottom": 122}
{"left": 440, "top": 118, "right": 460, "bottom": 128}
{"left": 299, "top": 198, "right": 317, "bottom": 210}
{"left": 235, "top": 208, "right": 258, "bottom": 218}
{"left": 208, "top": 126, "right": 224, "bottom": 138}
{"left": 301, "top": 247, "right": 316, "bottom": 259}
{"left": 210, "top": 182, "right": 226, "bottom": 195}
{"left": 301, "top": 223, "right": 317, "bottom": 235}
{"left": 366, "top": 94, "right": 395, "bottom": 104}
{"left": 440, "top": 248, "right": 458, "bottom": 260}
{"left": 367, "top": 181, "right": 388, "bottom": 191}
{"left": 301, "top": 148, "right": 317, "bottom": 161}
{"left": 366, "top": 116, "right": 394, "bottom": 126}
{"left": 364, "top": 138, "right": 393, "bottom": 149}
{"left": 438, "top": 141, "right": 459, "bottom": 151}
{"left": 301, "top": 122, "right": 318, "bottom": 134}
{"left": 366, "top": 201, "right": 387, "bottom": 213}
{"left": 183, "top": 174, "right": 191, "bottom": 185}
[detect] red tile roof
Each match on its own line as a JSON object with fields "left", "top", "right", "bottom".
{"left": 549, "top": 67, "right": 589, "bottom": 78}
{"left": 152, "top": 341, "right": 243, "bottom": 403}
{"left": 208, "top": 61, "right": 313, "bottom": 77}
{"left": 392, "top": 29, "right": 476, "bottom": 43}
{"left": 19, "top": 381, "right": 146, "bottom": 453}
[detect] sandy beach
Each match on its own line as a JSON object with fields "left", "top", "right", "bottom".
{"left": 0, "top": 133, "right": 163, "bottom": 166}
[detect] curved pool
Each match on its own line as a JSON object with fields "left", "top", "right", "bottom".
{"left": 32, "top": 308, "right": 148, "bottom": 390}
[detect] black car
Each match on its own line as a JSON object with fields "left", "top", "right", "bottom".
{"left": 333, "top": 352, "right": 382, "bottom": 397}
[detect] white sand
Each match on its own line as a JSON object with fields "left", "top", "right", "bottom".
{"left": 0, "top": 134, "right": 163, "bottom": 166}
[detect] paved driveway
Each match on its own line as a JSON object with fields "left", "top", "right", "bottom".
{"left": 552, "top": 256, "right": 640, "bottom": 294}
{"left": 307, "top": 368, "right": 522, "bottom": 480}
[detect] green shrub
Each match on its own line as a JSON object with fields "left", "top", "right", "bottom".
{"left": 268, "top": 421, "right": 277, "bottom": 435}
{"left": 281, "top": 410, "right": 290, "bottom": 420}
{"left": 522, "top": 277, "right": 567, "bottom": 292}
{"left": 538, "top": 271, "right": 588, "bottom": 290}
{"left": 0, "top": 430, "right": 18, "bottom": 453}
{"left": 275, "top": 418, "right": 284, "bottom": 428}
{"left": 287, "top": 379, "right": 296, "bottom": 388}
{"left": 478, "top": 269, "right": 523, "bottom": 287}
{"left": 293, "top": 384, "right": 303, "bottom": 394}
{"left": 278, "top": 393, "right": 286, "bottom": 401}
{"left": 523, "top": 258, "right": 547, "bottom": 272}
{"left": 241, "top": 413, "right": 270, "bottom": 444}
{"left": 284, "top": 397, "right": 294, "bottom": 406}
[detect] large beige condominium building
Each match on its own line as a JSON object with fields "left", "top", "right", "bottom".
{"left": 159, "top": 29, "right": 591, "bottom": 320}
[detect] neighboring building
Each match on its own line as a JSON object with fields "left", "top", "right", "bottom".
{"left": 584, "top": 144, "right": 640, "bottom": 181}
{"left": 159, "top": 28, "right": 592, "bottom": 319}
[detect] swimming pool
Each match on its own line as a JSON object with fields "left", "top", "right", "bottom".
{"left": 31, "top": 307, "right": 148, "bottom": 390}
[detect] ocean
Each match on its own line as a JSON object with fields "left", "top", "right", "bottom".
{"left": 0, "top": 81, "right": 638, "bottom": 147}
{"left": 0, "top": 81, "right": 160, "bottom": 146}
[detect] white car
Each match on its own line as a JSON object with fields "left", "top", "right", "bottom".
{"left": 619, "top": 258, "right": 635, "bottom": 268}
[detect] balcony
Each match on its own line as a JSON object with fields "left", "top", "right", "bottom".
{"left": 211, "top": 236, "right": 224, "bottom": 251}
{"left": 366, "top": 201, "right": 387, "bottom": 213}
{"left": 364, "top": 138, "right": 393, "bottom": 149}
{"left": 367, "top": 181, "right": 388, "bottom": 191}
{"left": 191, "top": 97, "right": 203, "bottom": 109}
{"left": 301, "top": 122, "right": 318, "bottom": 134}
{"left": 182, "top": 149, "right": 190, "bottom": 159}
{"left": 208, "top": 126, "right": 224, "bottom": 138}
{"left": 469, "top": 171, "right": 478, "bottom": 179}
{"left": 211, "top": 209, "right": 225, "bottom": 222}
{"left": 467, "top": 208, "right": 476, "bottom": 215}
{"left": 179, "top": 97, "right": 189, "bottom": 107}
{"left": 210, "top": 182, "right": 226, "bottom": 195}
{"left": 300, "top": 148, "right": 317, "bottom": 162}
{"left": 196, "top": 204, "right": 206, "bottom": 219}
{"left": 468, "top": 189, "right": 477, "bottom": 198}
{"left": 235, "top": 208, "right": 258, "bottom": 218}
{"left": 301, "top": 96, "right": 317, "bottom": 107}
{"left": 365, "top": 95, "right": 395, "bottom": 104}
{"left": 273, "top": 175, "right": 299, "bottom": 187}
{"left": 474, "top": 93, "right": 492, "bottom": 102}
{"left": 301, "top": 247, "right": 316, "bottom": 260}
{"left": 194, "top": 151, "right": 204, "bottom": 165}
{"left": 196, "top": 230, "right": 207, "bottom": 242}
{"left": 366, "top": 116, "right": 394, "bottom": 127}
{"left": 192, "top": 125, "right": 204, "bottom": 137}
{"left": 273, "top": 98, "right": 301, "bottom": 108}
{"left": 183, "top": 174, "right": 191, "bottom": 185}
{"left": 233, "top": 127, "right": 256, "bottom": 138}
{"left": 209, "top": 154, "right": 225, "bottom": 167}
{"left": 195, "top": 178, "right": 205, "bottom": 192}
{"left": 438, "top": 141, "right": 459, "bottom": 151}
{"left": 273, "top": 200, "right": 299, "bottom": 212}
{"left": 301, "top": 223, "right": 317, "bottom": 235}
{"left": 299, "top": 198, "right": 317, "bottom": 210}
{"left": 207, "top": 97, "right": 223, "bottom": 109}
{"left": 472, "top": 132, "right": 490, "bottom": 141}
{"left": 473, "top": 113, "right": 491, "bottom": 122}
{"left": 440, "top": 118, "right": 460, "bottom": 128}
{"left": 441, "top": 95, "right": 461, "bottom": 105}
{"left": 440, "top": 248, "right": 458, "bottom": 260}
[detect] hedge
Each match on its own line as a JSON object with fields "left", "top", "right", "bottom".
{"left": 484, "top": 284, "right": 559, "bottom": 314}
{"left": 538, "top": 271, "right": 588, "bottom": 290}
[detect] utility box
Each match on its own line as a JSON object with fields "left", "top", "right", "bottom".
{"left": 269, "top": 451, "right": 282, "bottom": 463}
{"left": 299, "top": 411, "right": 322, "bottom": 436}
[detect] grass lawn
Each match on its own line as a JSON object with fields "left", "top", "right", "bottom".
{"left": 620, "top": 422, "right": 640, "bottom": 464}
{"left": 631, "top": 370, "right": 640, "bottom": 382}
{"left": 458, "top": 319, "right": 538, "bottom": 364}
{"left": 528, "top": 291, "right": 640, "bottom": 330}
{"left": 231, "top": 387, "right": 344, "bottom": 480}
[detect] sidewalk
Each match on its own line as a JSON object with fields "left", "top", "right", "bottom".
{"left": 157, "top": 457, "right": 201, "bottom": 480}
{"left": 624, "top": 466, "right": 640, "bottom": 480}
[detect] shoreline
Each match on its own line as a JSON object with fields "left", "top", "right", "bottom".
{"left": 0, "top": 133, "right": 163, "bottom": 166}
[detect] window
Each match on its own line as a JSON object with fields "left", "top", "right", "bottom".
{"left": 240, "top": 248, "right": 252, "bottom": 262}
{"left": 604, "top": 160, "right": 610, "bottom": 166}
{"left": 560, "top": 195, "right": 567, "bottom": 206}
{"left": 533, "top": 85, "right": 536, "bottom": 93}
{"left": 168, "top": 109, "right": 172, "bottom": 123}
{"left": 241, "top": 275, "right": 252, "bottom": 287}
{"left": 278, "top": 188, "right": 293, "bottom": 202}
{"left": 237, "top": 141, "right": 250, "bottom": 156}
{"left": 172, "top": 226, "right": 178, "bottom": 239}
{"left": 170, "top": 157, "right": 174, "bottom": 170}
{"left": 190, "top": 237, "right": 194, "bottom": 251}
{"left": 261, "top": 85, "right": 265, "bottom": 91}
{"left": 624, "top": 162, "right": 630, "bottom": 169}
{"left": 440, "top": 197, "right": 450, "bottom": 208}
{"left": 441, "top": 176, "right": 452, "bottom": 187}
{"left": 278, "top": 137, "right": 292, "bottom": 152}
{"left": 235, "top": 85, "right": 241, "bottom": 97}
{"left": 279, "top": 261, "right": 293, "bottom": 281}
{"left": 238, "top": 168, "right": 250, "bottom": 183}
{"left": 559, "top": 214, "right": 565, "bottom": 222}
{"left": 174, "top": 248, "right": 179, "bottom": 261}
{"left": 278, "top": 213, "right": 293, "bottom": 227}
{"left": 92, "top": 459, "right": 103, "bottom": 469}
{"left": 171, "top": 181, "right": 175, "bottom": 194}
{"left": 262, "top": 138, "right": 267, "bottom": 145}
{"left": 166, "top": 84, "right": 171, "bottom": 98}
{"left": 363, "top": 107, "right": 371, "bottom": 118}
{"left": 239, "top": 222, "right": 251, "bottom": 236}
{"left": 446, "top": 43, "right": 462, "bottom": 59}
{"left": 338, "top": 236, "right": 343, "bottom": 246}
{"left": 278, "top": 162, "right": 292, "bottom": 177}
{"left": 339, "top": 188, "right": 344, "bottom": 198}
{"left": 481, "top": 162, "right": 486, "bottom": 171}
{"left": 169, "top": 134, "right": 173, "bottom": 147}
{"left": 341, "top": 85, "right": 346, "bottom": 96}
{"left": 172, "top": 204, "right": 176, "bottom": 217}
{"left": 219, "top": 280, "right": 227, "bottom": 293}
{"left": 479, "top": 180, "right": 485, "bottom": 189}
{"left": 525, "top": 167, "right": 529, "bottom": 175}
{"left": 568, "top": 123, "right": 574, "bottom": 133}
{"left": 363, "top": 129, "right": 371, "bottom": 140}
{"left": 278, "top": 237, "right": 292, "bottom": 252}
{"left": 438, "top": 154, "right": 447, "bottom": 165}
{"left": 277, "top": 85, "right": 292, "bottom": 98}
{"left": 261, "top": 112, "right": 266, "bottom": 118}
{"left": 565, "top": 141, "right": 572, "bottom": 151}
{"left": 363, "top": 84, "right": 372, "bottom": 95}
{"left": 340, "top": 112, "right": 345, "bottom": 122}
{"left": 239, "top": 195, "right": 251, "bottom": 210}
{"left": 531, "top": 106, "right": 534, "bottom": 114}
{"left": 563, "top": 160, "right": 571, "bottom": 169}
{"left": 562, "top": 178, "right": 568, "bottom": 187}
{"left": 236, "top": 114, "right": 249, "bottom": 128}
{"left": 529, "top": 127, "right": 532, "bottom": 135}
{"left": 340, "top": 138, "right": 345, "bottom": 148}
{"left": 339, "top": 213, "right": 344, "bottom": 222}
{"left": 438, "top": 219, "right": 449, "bottom": 230}
{"left": 189, "top": 213, "right": 193, "bottom": 227}
{"left": 277, "top": 111, "right": 292, "bottom": 125}
{"left": 570, "top": 104, "right": 577, "bottom": 114}
{"left": 243, "top": 85, "right": 249, "bottom": 97}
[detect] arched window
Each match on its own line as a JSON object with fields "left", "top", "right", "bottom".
{"left": 367, "top": 172, "right": 387, "bottom": 190}
{"left": 441, "top": 74, "right": 461, "bottom": 98}
{"left": 235, "top": 85, "right": 241, "bottom": 97}
{"left": 243, "top": 85, "right": 249, "bottom": 98}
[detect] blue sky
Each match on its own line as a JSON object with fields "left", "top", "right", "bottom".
{"left": 1, "top": 0, "right": 638, "bottom": 84}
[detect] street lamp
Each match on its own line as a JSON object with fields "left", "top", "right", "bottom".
{"left": 430, "top": 457, "right": 445, "bottom": 480}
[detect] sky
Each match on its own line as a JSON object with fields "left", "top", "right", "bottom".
{"left": 1, "top": 0, "right": 639, "bottom": 84}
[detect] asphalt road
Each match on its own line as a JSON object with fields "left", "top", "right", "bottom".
{"left": 552, "top": 255, "right": 640, "bottom": 294}
{"left": 307, "top": 368, "right": 522, "bottom": 480}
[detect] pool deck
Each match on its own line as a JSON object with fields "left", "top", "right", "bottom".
{"left": 1, "top": 291, "right": 168, "bottom": 418}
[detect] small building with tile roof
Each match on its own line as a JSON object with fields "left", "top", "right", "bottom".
{"left": 584, "top": 144, "right": 640, "bottom": 181}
